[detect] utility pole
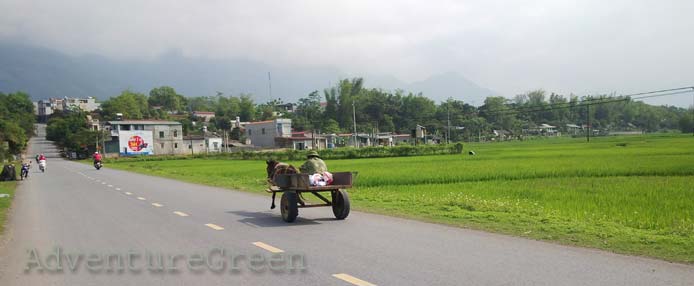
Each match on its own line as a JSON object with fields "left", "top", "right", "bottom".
{"left": 586, "top": 104, "right": 591, "bottom": 143}
{"left": 268, "top": 72, "right": 272, "bottom": 99}
{"left": 352, "top": 101, "right": 357, "bottom": 148}
{"left": 447, "top": 105, "right": 451, "bottom": 144}
{"left": 691, "top": 87, "right": 694, "bottom": 136}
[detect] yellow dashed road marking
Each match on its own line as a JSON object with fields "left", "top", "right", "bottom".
{"left": 137, "top": 197, "right": 146, "bottom": 201}
{"left": 205, "top": 223, "right": 224, "bottom": 230}
{"left": 252, "top": 242, "right": 284, "bottom": 253}
{"left": 173, "top": 211, "right": 189, "bottom": 217}
{"left": 332, "top": 274, "right": 377, "bottom": 286}
{"left": 151, "top": 203, "right": 163, "bottom": 207}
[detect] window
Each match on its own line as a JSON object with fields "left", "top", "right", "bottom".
{"left": 160, "top": 143, "right": 164, "bottom": 148}
{"left": 188, "top": 144, "right": 192, "bottom": 149}
{"left": 121, "top": 125, "right": 131, "bottom": 131}
{"left": 277, "top": 124, "right": 282, "bottom": 134}
{"left": 134, "top": 125, "right": 144, "bottom": 130}
{"left": 174, "top": 130, "right": 178, "bottom": 137}
{"left": 248, "top": 129, "right": 252, "bottom": 136}
{"left": 174, "top": 143, "right": 178, "bottom": 148}
{"left": 159, "top": 131, "right": 164, "bottom": 138}
{"left": 262, "top": 128, "right": 265, "bottom": 135}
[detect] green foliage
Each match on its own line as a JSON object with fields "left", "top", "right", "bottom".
{"left": 104, "top": 144, "right": 463, "bottom": 163}
{"left": 148, "top": 86, "right": 186, "bottom": 112}
{"left": 0, "top": 92, "right": 35, "bottom": 160}
{"left": 100, "top": 90, "right": 151, "bottom": 120}
{"left": 46, "top": 110, "right": 104, "bottom": 156}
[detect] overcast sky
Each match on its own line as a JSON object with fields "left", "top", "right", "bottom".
{"left": 1, "top": 0, "right": 692, "bottom": 106}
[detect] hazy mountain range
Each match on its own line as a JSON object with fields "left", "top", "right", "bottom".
{"left": 0, "top": 43, "right": 497, "bottom": 105}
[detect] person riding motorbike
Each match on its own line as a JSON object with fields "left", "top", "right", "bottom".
{"left": 93, "top": 151, "right": 103, "bottom": 169}
{"left": 20, "top": 161, "right": 30, "bottom": 180}
{"left": 38, "top": 154, "right": 46, "bottom": 172}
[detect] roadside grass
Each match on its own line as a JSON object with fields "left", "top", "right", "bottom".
{"left": 106, "top": 134, "right": 694, "bottom": 263}
{"left": 0, "top": 174, "right": 17, "bottom": 234}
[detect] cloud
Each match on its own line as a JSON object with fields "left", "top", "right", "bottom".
{"left": 1, "top": 0, "right": 693, "bottom": 105}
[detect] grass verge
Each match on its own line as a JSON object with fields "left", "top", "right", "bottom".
{"left": 0, "top": 179, "right": 17, "bottom": 234}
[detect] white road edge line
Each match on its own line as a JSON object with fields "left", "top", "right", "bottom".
{"left": 151, "top": 203, "right": 163, "bottom": 207}
{"left": 137, "top": 197, "right": 146, "bottom": 201}
{"left": 124, "top": 192, "right": 132, "bottom": 195}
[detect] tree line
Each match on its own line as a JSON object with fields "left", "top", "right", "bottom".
{"left": 95, "top": 78, "right": 693, "bottom": 142}
{"left": 0, "top": 92, "right": 35, "bottom": 161}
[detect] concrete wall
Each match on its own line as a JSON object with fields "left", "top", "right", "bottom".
{"left": 245, "top": 119, "right": 291, "bottom": 148}
{"left": 151, "top": 125, "right": 185, "bottom": 155}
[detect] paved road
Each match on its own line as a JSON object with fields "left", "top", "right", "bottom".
{"left": 0, "top": 126, "right": 693, "bottom": 285}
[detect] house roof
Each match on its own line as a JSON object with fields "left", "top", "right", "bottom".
{"left": 107, "top": 120, "right": 182, "bottom": 125}
{"left": 193, "top": 111, "right": 215, "bottom": 115}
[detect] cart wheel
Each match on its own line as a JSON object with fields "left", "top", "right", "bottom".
{"left": 332, "top": 189, "right": 350, "bottom": 220}
{"left": 281, "top": 191, "right": 299, "bottom": 222}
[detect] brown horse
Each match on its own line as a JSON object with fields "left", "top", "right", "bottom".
{"left": 266, "top": 160, "right": 298, "bottom": 209}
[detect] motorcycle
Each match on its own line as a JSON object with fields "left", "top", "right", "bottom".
{"left": 94, "top": 160, "right": 102, "bottom": 170}
{"left": 38, "top": 160, "right": 46, "bottom": 172}
{"left": 20, "top": 164, "right": 30, "bottom": 180}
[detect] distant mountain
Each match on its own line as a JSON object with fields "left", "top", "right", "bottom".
{"left": 0, "top": 42, "right": 496, "bottom": 105}
{"left": 406, "top": 72, "right": 498, "bottom": 104}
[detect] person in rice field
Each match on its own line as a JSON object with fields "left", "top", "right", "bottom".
{"left": 299, "top": 150, "right": 327, "bottom": 174}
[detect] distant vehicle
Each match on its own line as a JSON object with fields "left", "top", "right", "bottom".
{"left": 38, "top": 160, "right": 46, "bottom": 172}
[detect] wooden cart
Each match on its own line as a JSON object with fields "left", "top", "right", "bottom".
{"left": 267, "top": 172, "right": 353, "bottom": 222}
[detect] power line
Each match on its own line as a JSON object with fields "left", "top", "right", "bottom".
{"left": 483, "top": 87, "right": 694, "bottom": 116}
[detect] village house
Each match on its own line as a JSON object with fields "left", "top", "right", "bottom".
{"left": 192, "top": 111, "right": 216, "bottom": 122}
{"left": 243, "top": 118, "right": 292, "bottom": 148}
{"left": 103, "top": 120, "right": 185, "bottom": 156}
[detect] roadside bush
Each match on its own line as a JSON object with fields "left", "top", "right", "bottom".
{"left": 103, "top": 143, "right": 463, "bottom": 163}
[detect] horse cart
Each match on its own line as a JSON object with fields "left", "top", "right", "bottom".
{"left": 267, "top": 172, "right": 353, "bottom": 222}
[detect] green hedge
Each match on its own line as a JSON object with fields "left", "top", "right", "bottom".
{"left": 103, "top": 143, "right": 463, "bottom": 163}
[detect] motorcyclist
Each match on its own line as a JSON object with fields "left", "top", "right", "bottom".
{"left": 93, "top": 151, "right": 103, "bottom": 165}
{"left": 38, "top": 154, "right": 46, "bottom": 172}
{"left": 20, "top": 161, "right": 31, "bottom": 180}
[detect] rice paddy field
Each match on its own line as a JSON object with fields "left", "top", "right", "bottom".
{"left": 107, "top": 134, "right": 694, "bottom": 263}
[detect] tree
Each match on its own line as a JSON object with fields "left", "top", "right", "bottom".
{"left": 0, "top": 91, "right": 35, "bottom": 160}
{"left": 148, "top": 86, "right": 186, "bottom": 112}
{"left": 100, "top": 90, "right": 151, "bottom": 120}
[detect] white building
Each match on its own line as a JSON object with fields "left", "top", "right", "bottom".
{"left": 63, "top": 97, "right": 100, "bottom": 112}
{"left": 104, "top": 120, "right": 185, "bottom": 156}
{"left": 244, "top": 118, "right": 292, "bottom": 148}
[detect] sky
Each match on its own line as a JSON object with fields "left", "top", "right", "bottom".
{"left": 1, "top": 0, "right": 693, "bottom": 106}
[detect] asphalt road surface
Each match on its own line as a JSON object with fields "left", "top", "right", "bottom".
{"left": 0, "top": 126, "right": 693, "bottom": 285}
